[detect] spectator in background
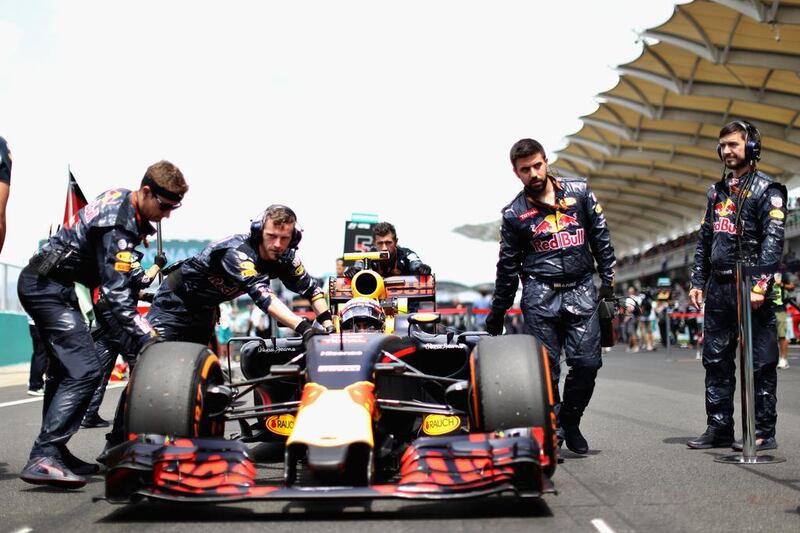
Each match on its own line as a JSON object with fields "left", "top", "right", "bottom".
{"left": 774, "top": 273, "right": 790, "bottom": 369}
{"left": 639, "top": 290, "right": 655, "bottom": 351}
{"left": 335, "top": 257, "right": 345, "bottom": 277}
{"left": 625, "top": 286, "right": 640, "bottom": 353}
{"left": 0, "top": 135, "right": 11, "bottom": 254}
{"left": 473, "top": 289, "right": 491, "bottom": 328}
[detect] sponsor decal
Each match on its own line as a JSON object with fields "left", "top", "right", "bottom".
{"left": 266, "top": 414, "right": 295, "bottom": 436}
{"left": 83, "top": 202, "right": 100, "bottom": 222}
{"left": 407, "top": 253, "right": 420, "bottom": 261}
{"left": 101, "top": 190, "right": 122, "bottom": 204}
{"left": 422, "top": 414, "right": 461, "bottom": 435}
{"left": 318, "top": 364, "right": 361, "bottom": 372}
{"left": 714, "top": 198, "right": 736, "bottom": 217}
{"left": 239, "top": 261, "right": 257, "bottom": 277}
{"left": 321, "top": 335, "right": 367, "bottom": 344}
{"left": 239, "top": 260, "right": 255, "bottom": 270}
{"left": 769, "top": 209, "right": 785, "bottom": 220}
{"left": 236, "top": 251, "right": 249, "bottom": 261}
{"left": 531, "top": 212, "right": 580, "bottom": 236}
{"left": 115, "top": 251, "right": 133, "bottom": 262}
{"left": 559, "top": 197, "right": 577, "bottom": 209}
{"left": 114, "top": 261, "right": 132, "bottom": 272}
{"left": 518, "top": 207, "right": 539, "bottom": 221}
{"left": 713, "top": 218, "right": 738, "bottom": 235}
{"left": 532, "top": 228, "right": 585, "bottom": 252}
{"left": 241, "top": 269, "right": 257, "bottom": 277}
{"left": 421, "top": 343, "right": 462, "bottom": 350}
{"left": 117, "top": 239, "right": 128, "bottom": 250}
{"left": 770, "top": 196, "right": 783, "bottom": 208}
{"left": 294, "top": 264, "right": 305, "bottom": 276}
{"left": 320, "top": 350, "right": 363, "bottom": 356}
{"left": 291, "top": 255, "right": 302, "bottom": 268}
{"left": 595, "top": 203, "right": 603, "bottom": 214}
{"left": 134, "top": 315, "right": 155, "bottom": 335}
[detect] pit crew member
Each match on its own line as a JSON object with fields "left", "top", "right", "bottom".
{"left": 485, "top": 138, "right": 616, "bottom": 455}
{"left": 344, "top": 222, "right": 431, "bottom": 278}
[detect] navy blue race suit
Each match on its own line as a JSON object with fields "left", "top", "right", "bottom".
{"left": 691, "top": 171, "right": 786, "bottom": 440}
{"left": 17, "top": 188, "right": 158, "bottom": 460}
{"left": 147, "top": 233, "right": 325, "bottom": 343}
{"left": 85, "top": 250, "right": 156, "bottom": 426}
{"left": 489, "top": 176, "right": 616, "bottom": 427}
{"left": 0, "top": 135, "right": 11, "bottom": 184}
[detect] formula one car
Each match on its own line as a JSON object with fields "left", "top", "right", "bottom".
{"left": 103, "top": 258, "right": 557, "bottom": 504}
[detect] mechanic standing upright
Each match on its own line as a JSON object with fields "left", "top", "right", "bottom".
{"left": 687, "top": 120, "right": 786, "bottom": 451}
{"left": 485, "top": 138, "right": 616, "bottom": 455}
{"left": 17, "top": 160, "right": 188, "bottom": 488}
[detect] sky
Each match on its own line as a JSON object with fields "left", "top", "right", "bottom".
{"left": 1, "top": 0, "right": 688, "bottom": 286}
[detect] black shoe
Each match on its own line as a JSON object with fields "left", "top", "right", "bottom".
{"left": 20, "top": 456, "right": 87, "bottom": 489}
{"left": 562, "top": 424, "right": 589, "bottom": 454}
{"left": 732, "top": 437, "right": 777, "bottom": 452}
{"left": 59, "top": 446, "right": 101, "bottom": 476}
{"left": 687, "top": 429, "right": 734, "bottom": 449}
{"left": 81, "top": 414, "right": 111, "bottom": 429}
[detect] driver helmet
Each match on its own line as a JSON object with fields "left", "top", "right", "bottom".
{"left": 340, "top": 297, "right": 385, "bottom": 332}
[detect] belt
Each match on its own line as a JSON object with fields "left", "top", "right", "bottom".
{"left": 530, "top": 275, "right": 583, "bottom": 289}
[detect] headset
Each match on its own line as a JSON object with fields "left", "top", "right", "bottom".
{"left": 250, "top": 204, "right": 303, "bottom": 249}
{"left": 717, "top": 120, "right": 761, "bottom": 164}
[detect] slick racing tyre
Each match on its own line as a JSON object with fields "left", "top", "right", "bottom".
{"left": 469, "top": 334, "right": 557, "bottom": 476}
{"left": 126, "top": 341, "right": 226, "bottom": 438}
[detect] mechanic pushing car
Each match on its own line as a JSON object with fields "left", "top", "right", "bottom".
{"left": 146, "top": 204, "right": 333, "bottom": 345}
{"left": 687, "top": 120, "right": 786, "bottom": 451}
{"left": 17, "top": 160, "right": 188, "bottom": 488}
{"left": 485, "top": 138, "right": 616, "bottom": 455}
{"left": 344, "top": 221, "right": 432, "bottom": 278}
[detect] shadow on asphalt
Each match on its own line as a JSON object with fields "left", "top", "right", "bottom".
{"left": 97, "top": 496, "right": 553, "bottom": 522}
{"left": 662, "top": 436, "right": 697, "bottom": 445}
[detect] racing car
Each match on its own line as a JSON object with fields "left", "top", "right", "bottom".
{"left": 103, "top": 256, "right": 557, "bottom": 504}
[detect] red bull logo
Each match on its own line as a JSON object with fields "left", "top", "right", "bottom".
{"left": 714, "top": 198, "right": 736, "bottom": 217}
{"left": 531, "top": 212, "right": 580, "bottom": 236}
{"left": 532, "top": 228, "right": 585, "bottom": 252}
{"left": 713, "top": 218, "right": 737, "bottom": 235}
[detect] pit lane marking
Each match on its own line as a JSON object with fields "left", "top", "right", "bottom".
{"left": 591, "top": 518, "right": 616, "bottom": 533}
{"left": 12, "top": 528, "right": 33, "bottom": 533}
{"left": 0, "top": 382, "right": 126, "bottom": 409}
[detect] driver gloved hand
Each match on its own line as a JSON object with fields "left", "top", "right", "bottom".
{"left": 344, "top": 265, "right": 362, "bottom": 278}
{"left": 153, "top": 252, "right": 168, "bottom": 269}
{"left": 485, "top": 310, "right": 505, "bottom": 336}
{"left": 417, "top": 264, "right": 432, "bottom": 276}
{"left": 598, "top": 283, "right": 615, "bottom": 300}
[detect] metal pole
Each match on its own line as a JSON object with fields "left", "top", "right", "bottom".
{"left": 665, "top": 307, "right": 671, "bottom": 357}
{"left": 716, "top": 260, "right": 784, "bottom": 464}
{"left": 156, "top": 222, "right": 164, "bottom": 283}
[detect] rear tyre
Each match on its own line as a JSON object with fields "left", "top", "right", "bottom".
{"left": 470, "top": 334, "right": 557, "bottom": 476}
{"left": 126, "top": 341, "right": 226, "bottom": 438}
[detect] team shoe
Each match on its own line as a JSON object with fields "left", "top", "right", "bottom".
{"left": 26, "top": 388, "right": 45, "bottom": 397}
{"left": 686, "top": 429, "right": 734, "bottom": 449}
{"left": 562, "top": 423, "right": 589, "bottom": 454}
{"left": 732, "top": 437, "right": 778, "bottom": 452}
{"left": 19, "top": 456, "right": 87, "bottom": 489}
{"left": 777, "top": 359, "right": 789, "bottom": 370}
{"left": 59, "top": 446, "right": 101, "bottom": 476}
{"left": 81, "top": 414, "right": 111, "bottom": 429}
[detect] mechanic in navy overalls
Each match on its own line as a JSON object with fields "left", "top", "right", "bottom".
{"left": 17, "top": 161, "right": 188, "bottom": 488}
{"left": 146, "top": 204, "right": 333, "bottom": 345}
{"left": 687, "top": 120, "right": 786, "bottom": 451}
{"left": 0, "top": 135, "right": 11, "bottom": 254}
{"left": 344, "top": 221, "right": 432, "bottom": 278}
{"left": 485, "top": 138, "right": 616, "bottom": 455}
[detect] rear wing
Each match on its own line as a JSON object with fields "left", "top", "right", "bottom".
{"left": 328, "top": 274, "right": 436, "bottom": 307}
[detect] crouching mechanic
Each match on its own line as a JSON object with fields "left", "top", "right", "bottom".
{"left": 485, "top": 138, "right": 616, "bottom": 455}
{"left": 344, "top": 222, "right": 431, "bottom": 278}
{"left": 17, "top": 160, "right": 187, "bottom": 488}
{"left": 147, "top": 204, "right": 333, "bottom": 345}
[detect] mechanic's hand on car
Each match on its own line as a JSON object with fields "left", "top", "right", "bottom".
{"left": 295, "top": 318, "right": 330, "bottom": 343}
{"left": 344, "top": 265, "right": 362, "bottom": 278}
{"left": 485, "top": 310, "right": 505, "bottom": 336}
{"left": 417, "top": 263, "right": 432, "bottom": 276}
{"left": 138, "top": 333, "right": 163, "bottom": 354}
{"left": 598, "top": 283, "right": 615, "bottom": 301}
{"left": 153, "top": 252, "right": 168, "bottom": 269}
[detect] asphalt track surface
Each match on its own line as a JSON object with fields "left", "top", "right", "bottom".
{"left": 1, "top": 345, "right": 800, "bottom": 533}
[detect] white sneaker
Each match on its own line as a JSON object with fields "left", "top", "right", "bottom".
{"left": 777, "top": 359, "right": 789, "bottom": 369}
{"left": 27, "top": 388, "right": 45, "bottom": 397}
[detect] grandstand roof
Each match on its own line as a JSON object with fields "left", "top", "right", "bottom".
{"left": 455, "top": 0, "right": 800, "bottom": 256}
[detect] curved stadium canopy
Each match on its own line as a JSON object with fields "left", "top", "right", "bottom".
{"left": 455, "top": 0, "right": 800, "bottom": 256}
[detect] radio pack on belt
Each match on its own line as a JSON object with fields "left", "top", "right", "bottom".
{"left": 32, "top": 248, "right": 72, "bottom": 277}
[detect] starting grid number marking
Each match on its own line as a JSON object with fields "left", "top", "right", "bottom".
{"left": 0, "top": 382, "right": 126, "bottom": 409}
{"left": 591, "top": 518, "right": 616, "bottom": 533}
